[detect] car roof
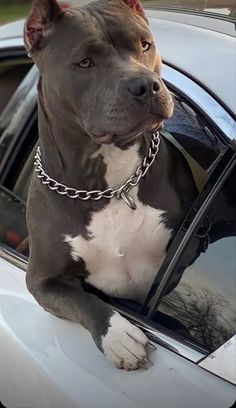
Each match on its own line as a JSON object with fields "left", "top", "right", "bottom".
{"left": 0, "top": 10, "right": 235, "bottom": 115}
{"left": 147, "top": 10, "right": 236, "bottom": 115}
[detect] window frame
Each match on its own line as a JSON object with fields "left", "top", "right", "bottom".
{"left": 142, "top": 144, "right": 236, "bottom": 317}
{"left": 0, "top": 57, "right": 235, "bottom": 380}
{"left": 0, "top": 42, "right": 33, "bottom": 131}
{"left": 162, "top": 64, "right": 236, "bottom": 143}
{"left": 0, "top": 50, "right": 37, "bottom": 185}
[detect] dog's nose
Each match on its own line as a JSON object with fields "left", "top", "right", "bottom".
{"left": 127, "top": 78, "right": 160, "bottom": 99}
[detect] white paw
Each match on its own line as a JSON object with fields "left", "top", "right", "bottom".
{"left": 102, "top": 312, "right": 155, "bottom": 370}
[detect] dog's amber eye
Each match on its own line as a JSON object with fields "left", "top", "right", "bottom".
{"left": 77, "top": 58, "right": 95, "bottom": 68}
{"left": 141, "top": 41, "right": 151, "bottom": 52}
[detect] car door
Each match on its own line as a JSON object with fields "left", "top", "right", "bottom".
{"left": 0, "top": 65, "right": 236, "bottom": 408}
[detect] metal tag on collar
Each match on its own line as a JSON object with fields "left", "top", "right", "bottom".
{"left": 120, "top": 190, "right": 137, "bottom": 210}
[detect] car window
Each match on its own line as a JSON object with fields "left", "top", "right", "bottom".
{"left": 151, "top": 163, "right": 236, "bottom": 352}
{"left": 13, "top": 144, "right": 37, "bottom": 202}
{"left": 0, "top": 65, "right": 38, "bottom": 176}
{"left": 164, "top": 93, "right": 226, "bottom": 172}
{"left": 0, "top": 58, "right": 32, "bottom": 117}
{"left": 0, "top": 185, "right": 28, "bottom": 256}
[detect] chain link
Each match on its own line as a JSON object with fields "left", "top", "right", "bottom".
{"left": 34, "top": 131, "right": 160, "bottom": 202}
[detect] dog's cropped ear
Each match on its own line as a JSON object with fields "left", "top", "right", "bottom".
{"left": 121, "top": 0, "right": 146, "bottom": 19}
{"left": 24, "top": 0, "right": 62, "bottom": 54}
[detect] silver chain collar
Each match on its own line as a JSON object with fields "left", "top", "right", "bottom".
{"left": 34, "top": 131, "right": 160, "bottom": 210}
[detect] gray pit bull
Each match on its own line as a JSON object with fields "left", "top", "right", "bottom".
{"left": 24, "top": 0, "right": 197, "bottom": 370}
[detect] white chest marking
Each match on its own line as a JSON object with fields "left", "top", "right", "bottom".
{"left": 92, "top": 142, "right": 141, "bottom": 187}
{"left": 65, "top": 143, "right": 172, "bottom": 301}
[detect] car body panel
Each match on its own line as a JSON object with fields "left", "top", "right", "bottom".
{"left": 0, "top": 37, "right": 24, "bottom": 51}
{"left": 199, "top": 336, "right": 236, "bottom": 385}
{"left": 0, "top": 258, "right": 235, "bottom": 408}
{"left": 0, "top": 20, "right": 25, "bottom": 42}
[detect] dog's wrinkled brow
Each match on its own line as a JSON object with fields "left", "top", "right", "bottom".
{"left": 84, "top": 39, "right": 107, "bottom": 54}
{"left": 72, "top": 38, "right": 108, "bottom": 58}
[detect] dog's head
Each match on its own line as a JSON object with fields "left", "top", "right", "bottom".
{"left": 24, "top": 0, "right": 174, "bottom": 145}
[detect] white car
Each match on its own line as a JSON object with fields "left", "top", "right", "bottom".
{"left": 0, "top": 3, "right": 236, "bottom": 408}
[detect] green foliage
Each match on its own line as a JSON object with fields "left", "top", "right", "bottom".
{"left": 0, "top": 4, "right": 30, "bottom": 24}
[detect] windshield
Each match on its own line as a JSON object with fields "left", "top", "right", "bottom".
{"left": 145, "top": 0, "right": 236, "bottom": 17}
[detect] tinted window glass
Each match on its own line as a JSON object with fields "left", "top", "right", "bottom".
{"left": 0, "top": 186, "right": 28, "bottom": 256}
{"left": 0, "top": 65, "right": 37, "bottom": 161}
{"left": 156, "top": 164, "right": 236, "bottom": 351}
{"left": 0, "top": 61, "right": 31, "bottom": 116}
{"left": 165, "top": 95, "right": 226, "bottom": 171}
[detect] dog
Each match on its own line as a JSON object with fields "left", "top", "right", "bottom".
{"left": 24, "top": 0, "right": 197, "bottom": 370}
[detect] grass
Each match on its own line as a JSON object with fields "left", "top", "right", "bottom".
{"left": 0, "top": 4, "right": 30, "bottom": 25}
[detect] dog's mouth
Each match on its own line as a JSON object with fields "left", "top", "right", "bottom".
{"left": 92, "top": 94, "right": 174, "bottom": 145}
{"left": 92, "top": 118, "right": 165, "bottom": 146}
{"left": 93, "top": 133, "right": 114, "bottom": 144}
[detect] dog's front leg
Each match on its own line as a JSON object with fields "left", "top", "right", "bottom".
{"left": 26, "top": 265, "right": 152, "bottom": 370}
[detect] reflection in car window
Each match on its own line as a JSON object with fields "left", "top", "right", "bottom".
{"left": 0, "top": 65, "right": 37, "bottom": 162}
{"left": 0, "top": 61, "right": 32, "bottom": 116}
{"left": 0, "top": 186, "right": 28, "bottom": 256}
{"left": 165, "top": 95, "right": 226, "bottom": 171}
{"left": 156, "top": 165, "right": 236, "bottom": 352}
